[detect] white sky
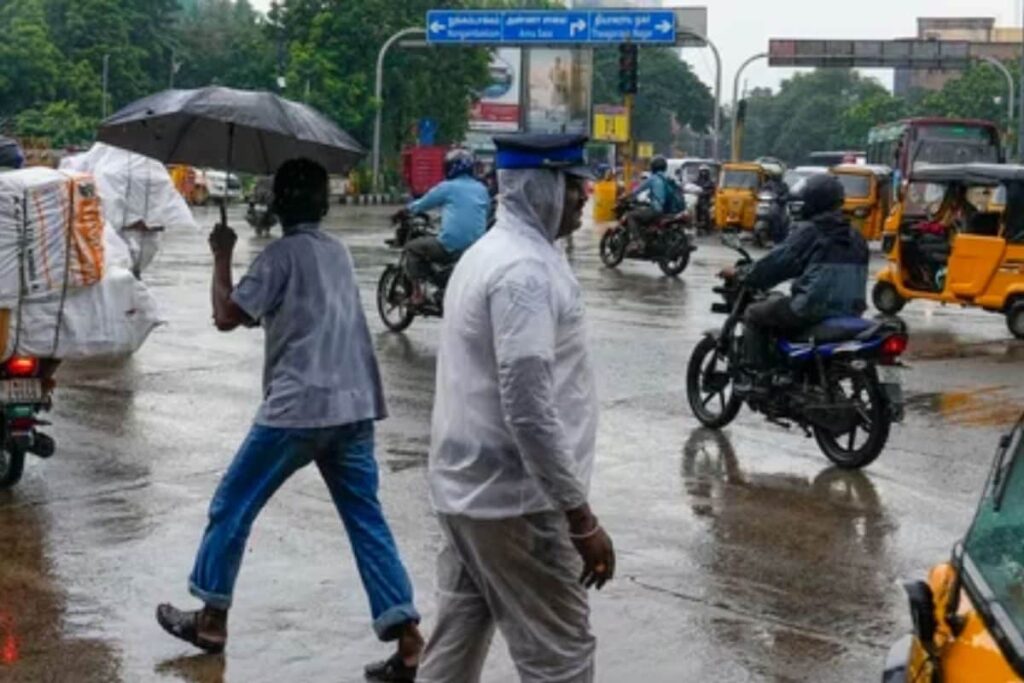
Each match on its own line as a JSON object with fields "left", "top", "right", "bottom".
{"left": 250, "top": 0, "right": 1024, "bottom": 97}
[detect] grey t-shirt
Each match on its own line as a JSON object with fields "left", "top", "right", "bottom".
{"left": 231, "top": 224, "right": 387, "bottom": 428}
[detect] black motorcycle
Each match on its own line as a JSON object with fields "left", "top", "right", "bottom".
{"left": 0, "top": 356, "right": 57, "bottom": 488}
{"left": 376, "top": 212, "right": 455, "bottom": 332}
{"left": 685, "top": 239, "right": 907, "bottom": 469}
{"left": 600, "top": 197, "right": 696, "bottom": 277}
{"left": 245, "top": 177, "right": 277, "bottom": 238}
{"left": 752, "top": 188, "right": 791, "bottom": 248}
{"left": 694, "top": 184, "right": 716, "bottom": 236}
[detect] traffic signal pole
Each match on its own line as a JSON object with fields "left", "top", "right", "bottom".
{"left": 618, "top": 42, "right": 638, "bottom": 189}
{"left": 623, "top": 93, "right": 634, "bottom": 189}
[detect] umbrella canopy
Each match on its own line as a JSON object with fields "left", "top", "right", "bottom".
{"left": 97, "top": 87, "right": 365, "bottom": 176}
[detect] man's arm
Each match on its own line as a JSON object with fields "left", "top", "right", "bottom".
{"left": 742, "top": 225, "right": 814, "bottom": 290}
{"left": 209, "top": 225, "right": 253, "bottom": 332}
{"left": 408, "top": 182, "right": 448, "bottom": 215}
{"left": 489, "top": 263, "right": 614, "bottom": 588}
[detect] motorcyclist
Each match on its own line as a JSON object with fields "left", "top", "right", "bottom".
{"left": 621, "top": 155, "right": 685, "bottom": 245}
{"left": 695, "top": 165, "right": 716, "bottom": 229}
{"left": 719, "top": 174, "right": 869, "bottom": 390}
{"left": 401, "top": 148, "right": 490, "bottom": 303}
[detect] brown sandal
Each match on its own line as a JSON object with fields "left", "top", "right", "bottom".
{"left": 156, "top": 603, "right": 226, "bottom": 654}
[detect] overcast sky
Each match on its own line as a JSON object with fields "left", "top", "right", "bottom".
{"left": 250, "top": 0, "right": 1023, "bottom": 97}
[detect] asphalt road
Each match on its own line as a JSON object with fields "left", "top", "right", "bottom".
{"left": 1, "top": 204, "right": 1022, "bottom": 682}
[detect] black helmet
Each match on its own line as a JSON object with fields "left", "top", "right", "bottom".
{"left": 650, "top": 155, "right": 668, "bottom": 173}
{"left": 800, "top": 174, "right": 845, "bottom": 219}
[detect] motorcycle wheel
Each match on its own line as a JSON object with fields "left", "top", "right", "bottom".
{"left": 657, "top": 230, "right": 692, "bottom": 277}
{"left": 687, "top": 336, "right": 743, "bottom": 429}
{"left": 599, "top": 228, "right": 628, "bottom": 268}
{"left": 0, "top": 447, "right": 25, "bottom": 489}
{"left": 813, "top": 366, "right": 891, "bottom": 469}
{"left": 376, "top": 265, "right": 416, "bottom": 333}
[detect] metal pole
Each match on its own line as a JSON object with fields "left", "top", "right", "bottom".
{"left": 1019, "top": 3, "right": 1024, "bottom": 161}
{"left": 101, "top": 54, "right": 110, "bottom": 120}
{"left": 373, "top": 27, "right": 426, "bottom": 193}
{"left": 731, "top": 52, "right": 767, "bottom": 162}
{"left": 679, "top": 30, "right": 723, "bottom": 161}
{"left": 975, "top": 55, "right": 1014, "bottom": 157}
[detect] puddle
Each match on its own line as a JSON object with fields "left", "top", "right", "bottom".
{"left": 905, "top": 385, "right": 1023, "bottom": 427}
{"left": 907, "top": 331, "right": 1024, "bottom": 362}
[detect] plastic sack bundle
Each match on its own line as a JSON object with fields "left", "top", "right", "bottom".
{"left": 0, "top": 168, "right": 106, "bottom": 303}
{"left": 60, "top": 143, "right": 198, "bottom": 275}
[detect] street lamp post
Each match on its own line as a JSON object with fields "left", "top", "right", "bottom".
{"left": 975, "top": 55, "right": 1014, "bottom": 158}
{"left": 679, "top": 30, "right": 723, "bottom": 160}
{"left": 1019, "top": 3, "right": 1024, "bottom": 161}
{"left": 373, "top": 27, "right": 426, "bottom": 194}
{"left": 731, "top": 52, "right": 767, "bottom": 161}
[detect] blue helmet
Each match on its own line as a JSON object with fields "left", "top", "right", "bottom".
{"left": 444, "top": 148, "right": 475, "bottom": 180}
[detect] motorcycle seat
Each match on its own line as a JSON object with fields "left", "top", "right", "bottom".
{"left": 788, "top": 317, "right": 875, "bottom": 344}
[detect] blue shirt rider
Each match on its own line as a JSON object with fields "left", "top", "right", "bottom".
{"left": 403, "top": 149, "right": 489, "bottom": 303}
{"left": 623, "top": 156, "right": 684, "bottom": 242}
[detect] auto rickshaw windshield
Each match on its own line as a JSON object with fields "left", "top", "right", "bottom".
{"left": 835, "top": 173, "right": 872, "bottom": 199}
{"left": 904, "top": 181, "right": 998, "bottom": 217}
{"left": 721, "top": 169, "right": 759, "bottom": 190}
{"left": 961, "top": 415, "right": 1024, "bottom": 666}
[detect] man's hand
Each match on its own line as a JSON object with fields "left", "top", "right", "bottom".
{"left": 566, "top": 505, "right": 615, "bottom": 590}
{"left": 718, "top": 265, "right": 737, "bottom": 280}
{"left": 209, "top": 224, "right": 237, "bottom": 257}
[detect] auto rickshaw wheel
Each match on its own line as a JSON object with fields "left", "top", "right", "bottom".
{"left": 1007, "top": 300, "right": 1024, "bottom": 340}
{"left": 872, "top": 281, "right": 906, "bottom": 315}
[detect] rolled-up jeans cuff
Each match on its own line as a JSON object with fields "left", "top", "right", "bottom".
{"left": 374, "top": 604, "right": 421, "bottom": 641}
{"left": 189, "top": 581, "right": 233, "bottom": 610}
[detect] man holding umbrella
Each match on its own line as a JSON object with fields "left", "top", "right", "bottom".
{"left": 155, "top": 159, "right": 424, "bottom": 678}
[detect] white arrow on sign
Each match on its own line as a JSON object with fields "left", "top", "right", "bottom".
{"left": 429, "top": 21, "right": 446, "bottom": 33}
{"left": 570, "top": 18, "right": 587, "bottom": 37}
{"left": 655, "top": 20, "right": 672, "bottom": 33}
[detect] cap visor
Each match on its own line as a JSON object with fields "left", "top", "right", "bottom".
{"left": 563, "top": 165, "right": 597, "bottom": 180}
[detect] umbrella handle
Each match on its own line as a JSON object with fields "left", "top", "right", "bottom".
{"left": 219, "top": 199, "right": 227, "bottom": 228}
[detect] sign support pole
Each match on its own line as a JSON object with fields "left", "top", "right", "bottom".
{"left": 731, "top": 52, "right": 767, "bottom": 161}
{"left": 623, "top": 93, "right": 635, "bottom": 190}
{"left": 373, "top": 27, "right": 425, "bottom": 194}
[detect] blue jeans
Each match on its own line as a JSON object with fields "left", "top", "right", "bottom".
{"left": 188, "top": 420, "right": 420, "bottom": 640}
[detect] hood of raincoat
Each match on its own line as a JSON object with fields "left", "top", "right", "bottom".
{"left": 496, "top": 168, "right": 565, "bottom": 243}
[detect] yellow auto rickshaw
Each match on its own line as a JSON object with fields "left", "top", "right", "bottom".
{"left": 882, "top": 411, "right": 1024, "bottom": 683}
{"left": 831, "top": 164, "right": 892, "bottom": 241}
{"left": 715, "top": 162, "right": 769, "bottom": 231}
{"left": 872, "top": 164, "right": 1024, "bottom": 339}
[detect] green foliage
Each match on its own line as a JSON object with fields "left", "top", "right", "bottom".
{"left": 14, "top": 101, "right": 97, "bottom": 147}
{"left": 592, "top": 46, "right": 713, "bottom": 155}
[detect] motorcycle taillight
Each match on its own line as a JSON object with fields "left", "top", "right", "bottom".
{"left": 4, "top": 356, "right": 38, "bottom": 378}
{"left": 881, "top": 334, "right": 908, "bottom": 359}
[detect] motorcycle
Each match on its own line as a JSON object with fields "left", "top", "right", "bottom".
{"left": 245, "top": 177, "right": 277, "bottom": 238}
{"left": 0, "top": 355, "right": 57, "bottom": 488}
{"left": 376, "top": 212, "right": 455, "bottom": 332}
{"left": 685, "top": 239, "right": 907, "bottom": 469}
{"left": 752, "top": 189, "right": 791, "bottom": 248}
{"left": 600, "top": 197, "right": 696, "bottom": 277}
{"left": 695, "top": 186, "right": 715, "bottom": 236}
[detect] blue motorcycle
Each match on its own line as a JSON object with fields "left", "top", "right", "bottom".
{"left": 686, "top": 240, "right": 907, "bottom": 469}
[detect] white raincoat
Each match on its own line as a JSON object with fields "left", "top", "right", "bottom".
{"left": 428, "top": 167, "right": 598, "bottom": 519}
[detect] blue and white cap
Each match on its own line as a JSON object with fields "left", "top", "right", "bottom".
{"left": 493, "top": 133, "right": 595, "bottom": 180}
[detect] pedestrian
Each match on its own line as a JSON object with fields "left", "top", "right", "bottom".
{"left": 417, "top": 134, "right": 616, "bottom": 683}
{"left": 155, "top": 158, "right": 424, "bottom": 681}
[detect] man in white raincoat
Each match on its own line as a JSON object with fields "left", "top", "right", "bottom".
{"left": 417, "top": 134, "right": 615, "bottom": 683}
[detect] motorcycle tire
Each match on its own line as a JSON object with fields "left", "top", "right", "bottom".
{"left": 812, "top": 366, "right": 891, "bottom": 470}
{"left": 658, "top": 230, "right": 692, "bottom": 277}
{"left": 0, "top": 447, "right": 25, "bottom": 489}
{"left": 599, "top": 228, "right": 628, "bottom": 268}
{"left": 376, "top": 265, "right": 416, "bottom": 333}
{"left": 687, "top": 336, "right": 743, "bottom": 429}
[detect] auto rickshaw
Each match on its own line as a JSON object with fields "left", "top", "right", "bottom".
{"left": 882, "top": 411, "right": 1024, "bottom": 683}
{"left": 831, "top": 164, "right": 892, "bottom": 241}
{"left": 872, "top": 164, "right": 1024, "bottom": 339}
{"left": 714, "top": 161, "right": 769, "bottom": 231}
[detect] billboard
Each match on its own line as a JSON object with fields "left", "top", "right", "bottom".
{"left": 768, "top": 39, "right": 972, "bottom": 69}
{"left": 470, "top": 48, "right": 522, "bottom": 133}
{"left": 525, "top": 48, "right": 593, "bottom": 135}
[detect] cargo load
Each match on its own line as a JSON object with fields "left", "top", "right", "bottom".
{"left": 0, "top": 168, "right": 163, "bottom": 361}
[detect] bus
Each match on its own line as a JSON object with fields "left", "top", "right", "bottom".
{"left": 866, "top": 117, "right": 1003, "bottom": 180}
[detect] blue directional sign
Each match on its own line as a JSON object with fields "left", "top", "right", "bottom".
{"left": 426, "top": 9, "right": 677, "bottom": 45}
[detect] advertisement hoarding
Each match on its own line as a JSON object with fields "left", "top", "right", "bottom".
{"left": 470, "top": 48, "right": 522, "bottom": 133}
{"left": 525, "top": 48, "right": 593, "bottom": 135}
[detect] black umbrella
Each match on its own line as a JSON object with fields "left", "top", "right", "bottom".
{"left": 98, "top": 86, "right": 366, "bottom": 225}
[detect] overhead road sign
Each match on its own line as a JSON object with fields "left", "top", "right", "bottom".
{"left": 768, "top": 39, "right": 972, "bottom": 69}
{"left": 426, "top": 9, "right": 680, "bottom": 46}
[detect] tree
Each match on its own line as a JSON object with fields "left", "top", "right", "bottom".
{"left": 0, "top": 0, "right": 64, "bottom": 121}
{"left": 173, "top": 0, "right": 277, "bottom": 91}
{"left": 592, "top": 46, "right": 713, "bottom": 156}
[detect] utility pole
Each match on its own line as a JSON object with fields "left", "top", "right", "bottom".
{"left": 372, "top": 27, "right": 426, "bottom": 193}
{"left": 1019, "top": 4, "right": 1024, "bottom": 160}
{"left": 101, "top": 54, "right": 110, "bottom": 120}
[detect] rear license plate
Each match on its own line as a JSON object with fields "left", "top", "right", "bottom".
{"left": 878, "top": 366, "right": 902, "bottom": 386}
{"left": 0, "top": 379, "right": 43, "bottom": 403}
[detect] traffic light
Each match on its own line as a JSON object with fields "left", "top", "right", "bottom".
{"left": 618, "top": 43, "right": 638, "bottom": 95}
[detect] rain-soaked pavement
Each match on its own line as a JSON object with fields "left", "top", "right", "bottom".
{"left": 2, "top": 204, "right": 1023, "bottom": 682}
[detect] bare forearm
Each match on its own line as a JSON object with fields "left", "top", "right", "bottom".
{"left": 211, "top": 254, "right": 237, "bottom": 330}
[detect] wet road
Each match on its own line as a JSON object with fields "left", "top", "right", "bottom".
{"left": 2, "top": 205, "right": 1023, "bottom": 682}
